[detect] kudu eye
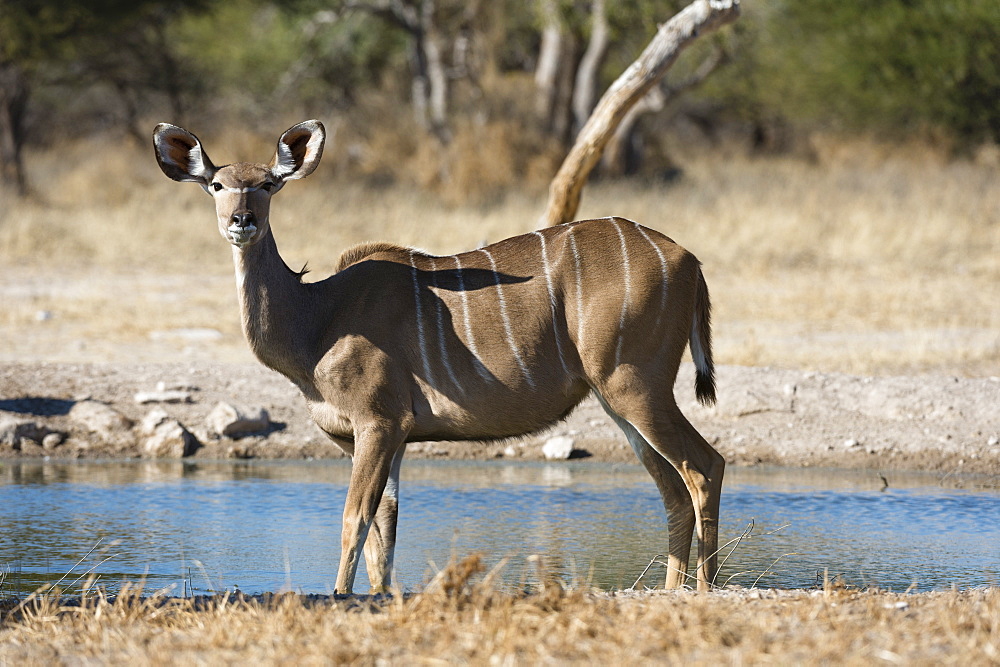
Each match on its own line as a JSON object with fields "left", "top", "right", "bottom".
{"left": 212, "top": 182, "right": 224, "bottom": 192}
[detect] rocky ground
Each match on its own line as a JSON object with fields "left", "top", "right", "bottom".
{"left": 2, "top": 361, "right": 998, "bottom": 482}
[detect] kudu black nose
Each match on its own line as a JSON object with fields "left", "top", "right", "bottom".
{"left": 231, "top": 211, "right": 256, "bottom": 227}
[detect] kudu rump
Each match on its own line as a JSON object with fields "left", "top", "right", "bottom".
{"left": 153, "top": 120, "right": 725, "bottom": 592}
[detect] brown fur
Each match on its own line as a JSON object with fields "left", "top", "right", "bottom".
{"left": 336, "top": 241, "right": 414, "bottom": 273}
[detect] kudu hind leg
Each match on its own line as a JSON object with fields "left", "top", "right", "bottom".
{"left": 637, "top": 447, "right": 696, "bottom": 589}
{"left": 598, "top": 396, "right": 695, "bottom": 589}
{"left": 598, "top": 391, "right": 724, "bottom": 591}
{"left": 667, "top": 412, "right": 724, "bottom": 590}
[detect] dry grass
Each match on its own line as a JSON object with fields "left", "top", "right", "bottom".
{"left": 1, "top": 133, "right": 997, "bottom": 374}
{"left": 1, "top": 557, "right": 997, "bottom": 665}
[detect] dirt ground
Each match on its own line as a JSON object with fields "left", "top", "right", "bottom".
{"left": 2, "top": 358, "right": 998, "bottom": 481}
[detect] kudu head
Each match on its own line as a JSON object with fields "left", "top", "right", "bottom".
{"left": 152, "top": 120, "right": 325, "bottom": 248}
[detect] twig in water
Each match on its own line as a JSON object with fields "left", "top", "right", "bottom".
{"left": 630, "top": 554, "right": 668, "bottom": 591}
{"left": 631, "top": 520, "right": 793, "bottom": 591}
{"left": 67, "top": 553, "right": 120, "bottom": 592}
{"left": 713, "top": 520, "right": 756, "bottom": 587}
{"left": 751, "top": 553, "right": 799, "bottom": 589}
{"left": 51, "top": 538, "right": 104, "bottom": 590}
{"left": 191, "top": 559, "right": 217, "bottom": 595}
{"left": 709, "top": 521, "right": 791, "bottom": 589}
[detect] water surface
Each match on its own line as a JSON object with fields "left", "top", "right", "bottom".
{"left": 1, "top": 460, "right": 997, "bottom": 595}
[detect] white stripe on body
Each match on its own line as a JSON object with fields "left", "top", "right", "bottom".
{"left": 612, "top": 220, "right": 632, "bottom": 367}
{"left": 568, "top": 228, "right": 585, "bottom": 347}
{"left": 428, "top": 257, "right": 463, "bottom": 393}
{"left": 479, "top": 248, "right": 535, "bottom": 388}
{"left": 634, "top": 222, "right": 669, "bottom": 331}
{"left": 409, "top": 251, "right": 434, "bottom": 385}
{"left": 532, "top": 231, "right": 570, "bottom": 376}
{"left": 453, "top": 255, "right": 492, "bottom": 382}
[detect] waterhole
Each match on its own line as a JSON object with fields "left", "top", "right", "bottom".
{"left": 1, "top": 460, "right": 997, "bottom": 595}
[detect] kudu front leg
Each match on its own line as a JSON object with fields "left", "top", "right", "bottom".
{"left": 335, "top": 426, "right": 406, "bottom": 595}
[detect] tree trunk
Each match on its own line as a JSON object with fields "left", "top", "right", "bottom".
{"left": 540, "top": 0, "right": 740, "bottom": 227}
{"left": 550, "top": 35, "right": 579, "bottom": 147}
{"left": 404, "top": 0, "right": 450, "bottom": 144}
{"left": 602, "top": 48, "right": 726, "bottom": 176}
{"left": 422, "top": 1, "right": 450, "bottom": 144}
{"left": 533, "top": 0, "right": 578, "bottom": 145}
{"left": 0, "top": 61, "right": 29, "bottom": 196}
{"left": 534, "top": 0, "right": 562, "bottom": 126}
{"left": 601, "top": 86, "right": 666, "bottom": 177}
{"left": 572, "top": 0, "right": 609, "bottom": 137}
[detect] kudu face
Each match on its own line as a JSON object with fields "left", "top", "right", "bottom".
{"left": 152, "top": 120, "right": 326, "bottom": 248}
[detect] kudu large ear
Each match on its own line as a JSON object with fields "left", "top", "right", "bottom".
{"left": 152, "top": 123, "right": 217, "bottom": 185}
{"left": 269, "top": 120, "right": 325, "bottom": 181}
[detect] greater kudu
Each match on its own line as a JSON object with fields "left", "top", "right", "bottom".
{"left": 152, "top": 120, "right": 724, "bottom": 592}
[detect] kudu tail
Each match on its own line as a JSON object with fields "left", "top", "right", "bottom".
{"left": 690, "top": 265, "right": 716, "bottom": 406}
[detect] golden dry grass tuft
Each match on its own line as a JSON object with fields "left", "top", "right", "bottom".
{"left": 1, "top": 559, "right": 997, "bottom": 665}
{"left": 1, "top": 133, "right": 997, "bottom": 374}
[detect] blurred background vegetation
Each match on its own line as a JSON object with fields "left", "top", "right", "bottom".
{"left": 2, "top": 0, "right": 999, "bottom": 200}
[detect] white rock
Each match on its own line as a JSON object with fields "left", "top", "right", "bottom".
{"left": 143, "top": 420, "right": 198, "bottom": 458}
{"left": 843, "top": 438, "right": 861, "bottom": 449}
{"left": 0, "top": 416, "right": 26, "bottom": 447}
{"left": 134, "top": 390, "right": 193, "bottom": 404}
{"left": 140, "top": 408, "right": 172, "bottom": 434}
{"left": 207, "top": 402, "right": 271, "bottom": 438}
{"left": 69, "top": 400, "right": 133, "bottom": 435}
{"left": 542, "top": 435, "right": 575, "bottom": 460}
{"left": 0, "top": 417, "right": 63, "bottom": 448}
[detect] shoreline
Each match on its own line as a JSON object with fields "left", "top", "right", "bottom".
{"left": 2, "top": 361, "right": 998, "bottom": 479}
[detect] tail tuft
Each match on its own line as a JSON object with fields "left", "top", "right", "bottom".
{"left": 695, "top": 367, "right": 717, "bottom": 406}
{"left": 690, "top": 264, "right": 716, "bottom": 406}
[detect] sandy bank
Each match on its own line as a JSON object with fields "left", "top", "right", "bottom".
{"left": 2, "top": 362, "right": 997, "bottom": 480}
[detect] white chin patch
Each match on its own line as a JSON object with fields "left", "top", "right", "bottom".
{"left": 227, "top": 224, "right": 257, "bottom": 247}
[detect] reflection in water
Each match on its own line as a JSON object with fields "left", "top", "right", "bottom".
{"left": 1, "top": 460, "right": 997, "bottom": 595}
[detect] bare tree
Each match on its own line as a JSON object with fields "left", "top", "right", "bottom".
{"left": 533, "top": 0, "right": 579, "bottom": 145}
{"left": 541, "top": 0, "right": 740, "bottom": 227}
{"left": 601, "top": 46, "right": 728, "bottom": 176}
{"left": 346, "top": 0, "right": 462, "bottom": 144}
{"left": 0, "top": 61, "right": 28, "bottom": 195}
{"left": 571, "top": 0, "right": 609, "bottom": 137}
{"left": 534, "top": 0, "right": 562, "bottom": 124}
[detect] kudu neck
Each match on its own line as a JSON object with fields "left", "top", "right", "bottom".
{"left": 231, "top": 227, "right": 315, "bottom": 384}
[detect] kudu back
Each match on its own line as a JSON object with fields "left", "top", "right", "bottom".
{"left": 153, "top": 119, "right": 725, "bottom": 593}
